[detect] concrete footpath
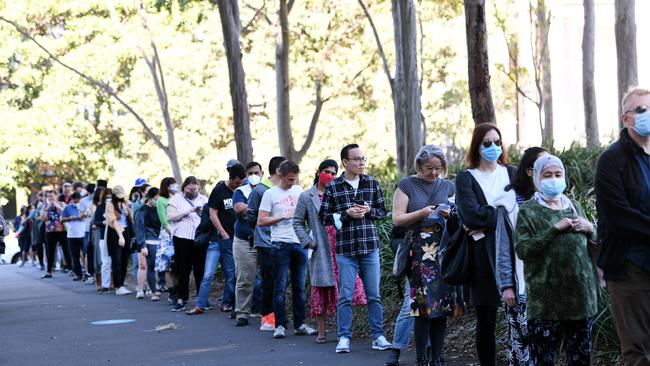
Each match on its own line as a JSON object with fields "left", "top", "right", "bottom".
{"left": 0, "top": 263, "right": 424, "bottom": 366}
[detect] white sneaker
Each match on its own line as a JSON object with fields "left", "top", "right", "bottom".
{"left": 273, "top": 325, "right": 286, "bottom": 339}
{"left": 295, "top": 324, "right": 318, "bottom": 336}
{"left": 145, "top": 289, "right": 152, "bottom": 297}
{"left": 336, "top": 337, "right": 350, "bottom": 353}
{"left": 136, "top": 290, "right": 145, "bottom": 299}
{"left": 259, "top": 322, "right": 275, "bottom": 332}
{"left": 17, "top": 260, "right": 24, "bottom": 267}
{"left": 371, "top": 335, "right": 392, "bottom": 350}
{"left": 115, "top": 287, "right": 132, "bottom": 296}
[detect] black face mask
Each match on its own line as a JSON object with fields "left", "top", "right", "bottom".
{"left": 185, "top": 191, "right": 198, "bottom": 200}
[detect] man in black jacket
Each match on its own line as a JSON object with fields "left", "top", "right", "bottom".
{"left": 595, "top": 87, "right": 650, "bottom": 366}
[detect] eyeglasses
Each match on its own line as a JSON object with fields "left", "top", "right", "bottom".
{"left": 346, "top": 157, "right": 367, "bottom": 163}
{"left": 482, "top": 139, "right": 502, "bottom": 148}
{"left": 626, "top": 106, "right": 649, "bottom": 114}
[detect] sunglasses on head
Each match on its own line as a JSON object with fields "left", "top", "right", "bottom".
{"left": 482, "top": 139, "right": 502, "bottom": 148}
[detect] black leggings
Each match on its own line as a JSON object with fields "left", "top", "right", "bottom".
{"left": 475, "top": 305, "right": 497, "bottom": 366}
{"left": 414, "top": 317, "right": 447, "bottom": 362}
{"left": 172, "top": 236, "right": 205, "bottom": 302}
{"left": 45, "top": 231, "right": 71, "bottom": 274}
{"left": 107, "top": 228, "right": 130, "bottom": 288}
{"left": 86, "top": 231, "right": 95, "bottom": 275}
{"left": 67, "top": 237, "right": 84, "bottom": 278}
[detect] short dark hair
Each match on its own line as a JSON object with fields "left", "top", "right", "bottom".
{"left": 246, "top": 161, "right": 262, "bottom": 171}
{"left": 73, "top": 182, "right": 85, "bottom": 191}
{"left": 278, "top": 160, "right": 300, "bottom": 176}
{"left": 71, "top": 192, "right": 81, "bottom": 200}
{"left": 146, "top": 187, "right": 160, "bottom": 200}
{"left": 465, "top": 123, "right": 511, "bottom": 169}
{"left": 86, "top": 183, "right": 96, "bottom": 195}
{"left": 159, "top": 177, "right": 176, "bottom": 198}
{"left": 340, "top": 144, "right": 360, "bottom": 160}
{"left": 269, "top": 156, "right": 287, "bottom": 176}
{"left": 181, "top": 176, "right": 200, "bottom": 192}
{"left": 96, "top": 179, "right": 108, "bottom": 188}
{"left": 228, "top": 164, "right": 246, "bottom": 180}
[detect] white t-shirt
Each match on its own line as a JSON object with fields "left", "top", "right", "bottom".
{"left": 344, "top": 175, "right": 360, "bottom": 194}
{"left": 259, "top": 185, "right": 303, "bottom": 244}
{"left": 78, "top": 195, "right": 93, "bottom": 232}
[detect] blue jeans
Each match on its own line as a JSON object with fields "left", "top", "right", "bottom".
{"left": 196, "top": 239, "right": 236, "bottom": 309}
{"left": 272, "top": 241, "right": 308, "bottom": 329}
{"left": 336, "top": 249, "right": 384, "bottom": 340}
{"left": 131, "top": 252, "right": 138, "bottom": 283}
{"left": 392, "top": 280, "right": 414, "bottom": 350}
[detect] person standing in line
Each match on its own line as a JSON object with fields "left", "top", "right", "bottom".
{"left": 231, "top": 161, "right": 264, "bottom": 325}
{"left": 105, "top": 185, "right": 133, "bottom": 295}
{"left": 595, "top": 87, "right": 650, "bottom": 365}
{"left": 30, "top": 193, "right": 46, "bottom": 270}
{"left": 90, "top": 187, "right": 107, "bottom": 290}
{"left": 455, "top": 124, "right": 525, "bottom": 366}
{"left": 515, "top": 155, "right": 598, "bottom": 366}
{"left": 507, "top": 147, "right": 549, "bottom": 205}
{"left": 40, "top": 190, "right": 72, "bottom": 279}
{"left": 78, "top": 184, "right": 96, "bottom": 282}
{"left": 247, "top": 156, "right": 287, "bottom": 332}
{"left": 135, "top": 187, "right": 163, "bottom": 302}
{"left": 258, "top": 160, "right": 318, "bottom": 339}
{"left": 59, "top": 182, "right": 73, "bottom": 204}
{"left": 392, "top": 145, "right": 456, "bottom": 366}
{"left": 16, "top": 206, "right": 34, "bottom": 267}
{"left": 293, "top": 159, "right": 367, "bottom": 344}
{"left": 157, "top": 177, "right": 177, "bottom": 301}
{"left": 186, "top": 162, "right": 245, "bottom": 315}
{"left": 61, "top": 192, "right": 86, "bottom": 281}
{"left": 319, "top": 144, "right": 392, "bottom": 354}
{"left": 167, "top": 176, "right": 208, "bottom": 312}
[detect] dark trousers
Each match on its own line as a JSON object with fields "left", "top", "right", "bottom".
{"left": 257, "top": 247, "right": 275, "bottom": 316}
{"left": 107, "top": 228, "right": 129, "bottom": 288}
{"left": 172, "top": 236, "right": 205, "bottom": 302}
{"left": 414, "top": 317, "right": 447, "bottom": 363}
{"left": 67, "top": 237, "right": 84, "bottom": 278}
{"left": 475, "top": 305, "right": 497, "bottom": 366}
{"left": 272, "top": 242, "right": 308, "bottom": 329}
{"left": 86, "top": 231, "right": 95, "bottom": 276}
{"left": 608, "top": 262, "right": 650, "bottom": 366}
{"left": 45, "top": 231, "right": 71, "bottom": 274}
{"left": 35, "top": 241, "right": 44, "bottom": 267}
{"left": 528, "top": 318, "right": 593, "bottom": 366}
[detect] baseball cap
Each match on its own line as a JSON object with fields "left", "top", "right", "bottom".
{"left": 112, "top": 185, "right": 126, "bottom": 199}
{"left": 227, "top": 159, "right": 241, "bottom": 169}
{"left": 134, "top": 178, "right": 147, "bottom": 187}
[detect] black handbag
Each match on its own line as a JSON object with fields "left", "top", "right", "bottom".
{"left": 440, "top": 209, "right": 472, "bottom": 285}
{"left": 392, "top": 232, "right": 412, "bottom": 278}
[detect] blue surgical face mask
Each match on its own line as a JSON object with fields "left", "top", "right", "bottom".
{"left": 539, "top": 178, "right": 567, "bottom": 199}
{"left": 633, "top": 111, "right": 650, "bottom": 137}
{"left": 480, "top": 144, "right": 502, "bottom": 163}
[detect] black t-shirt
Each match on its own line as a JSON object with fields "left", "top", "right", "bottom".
{"left": 208, "top": 181, "right": 236, "bottom": 239}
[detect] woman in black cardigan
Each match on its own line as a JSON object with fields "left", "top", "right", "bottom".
{"left": 455, "top": 123, "right": 526, "bottom": 366}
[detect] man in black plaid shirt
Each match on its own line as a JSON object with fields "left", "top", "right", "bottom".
{"left": 319, "top": 144, "right": 391, "bottom": 353}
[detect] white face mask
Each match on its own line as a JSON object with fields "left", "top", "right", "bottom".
{"left": 247, "top": 174, "right": 261, "bottom": 186}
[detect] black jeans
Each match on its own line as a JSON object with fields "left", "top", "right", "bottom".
{"left": 67, "top": 237, "right": 84, "bottom": 278}
{"left": 86, "top": 230, "right": 95, "bottom": 276}
{"left": 257, "top": 247, "right": 275, "bottom": 317}
{"left": 45, "top": 231, "right": 71, "bottom": 274}
{"left": 172, "top": 236, "right": 205, "bottom": 302}
{"left": 107, "top": 228, "right": 129, "bottom": 288}
{"left": 475, "top": 305, "right": 497, "bottom": 366}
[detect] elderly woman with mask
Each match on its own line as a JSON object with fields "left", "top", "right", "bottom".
{"left": 514, "top": 155, "right": 598, "bottom": 366}
{"left": 392, "top": 145, "right": 456, "bottom": 366}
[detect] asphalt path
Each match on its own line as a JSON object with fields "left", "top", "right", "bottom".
{"left": 1, "top": 263, "right": 423, "bottom": 366}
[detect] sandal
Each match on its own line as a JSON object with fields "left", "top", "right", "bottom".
{"left": 220, "top": 306, "right": 233, "bottom": 312}
{"left": 316, "top": 332, "right": 327, "bottom": 344}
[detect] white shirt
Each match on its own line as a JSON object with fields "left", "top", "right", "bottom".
{"left": 344, "top": 175, "right": 360, "bottom": 194}
{"left": 259, "top": 185, "right": 303, "bottom": 244}
{"left": 167, "top": 193, "right": 208, "bottom": 240}
{"left": 78, "top": 195, "right": 93, "bottom": 232}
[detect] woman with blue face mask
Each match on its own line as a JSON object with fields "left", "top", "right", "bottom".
{"left": 514, "top": 155, "right": 598, "bottom": 366}
{"left": 455, "top": 123, "right": 527, "bottom": 366}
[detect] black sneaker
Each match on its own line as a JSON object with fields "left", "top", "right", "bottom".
{"left": 235, "top": 318, "right": 249, "bottom": 327}
{"left": 97, "top": 287, "right": 111, "bottom": 294}
{"left": 171, "top": 302, "right": 186, "bottom": 312}
{"left": 41, "top": 273, "right": 52, "bottom": 279}
{"left": 73, "top": 276, "right": 82, "bottom": 281}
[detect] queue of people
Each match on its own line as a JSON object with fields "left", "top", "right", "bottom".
{"left": 6, "top": 87, "right": 650, "bottom": 366}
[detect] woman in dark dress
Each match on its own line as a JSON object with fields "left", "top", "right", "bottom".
{"left": 392, "top": 145, "right": 455, "bottom": 366}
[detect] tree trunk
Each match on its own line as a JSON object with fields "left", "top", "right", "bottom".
{"left": 392, "top": 0, "right": 422, "bottom": 175}
{"left": 464, "top": 0, "right": 496, "bottom": 125}
{"left": 217, "top": 0, "right": 254, "bottom": 164}
{"left": 615, "top": 0, "right": 638, "bottom": 127}
{"left": 276, "top": 0, "right": 294, "bottom": 161}
{"left": 582, "top": 0, "right": 599, "bottom": 148}
{"left": 536, "top": 0, "right": 554, "bottom": 147}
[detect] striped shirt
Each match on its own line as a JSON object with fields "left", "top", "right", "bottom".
{"left": 167, "top": 193, "right": 208, "bottom": 240}
{"left": 319, "top": 174, "right": 387, "bottom": 257}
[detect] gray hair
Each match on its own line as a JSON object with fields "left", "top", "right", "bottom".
{"left": 533, "top": 154, "right": 565, "bottom": 189}
{"left": 414, "top": 144, "right": 447, "bottom": 173}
